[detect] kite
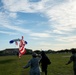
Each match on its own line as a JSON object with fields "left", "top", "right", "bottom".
{"left": 9, "top": 36, "right": 27, "bottom": 58}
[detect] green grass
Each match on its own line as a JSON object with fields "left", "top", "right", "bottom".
{"left": 0, "top": 53, "right": 74, "bottom": 75}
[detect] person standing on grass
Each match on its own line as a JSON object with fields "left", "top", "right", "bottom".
{"left": 39, "top": 51, "right": 51, "bottom": 75}
{"left": 23, "top": 52, "right": 41, "bottom": 75}
{"left": 66, "top": 49, "right": 76, "bottom": 75}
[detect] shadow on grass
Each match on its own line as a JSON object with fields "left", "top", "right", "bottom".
{"left": 0, "top": 59, "right": 16, "bottom": 64}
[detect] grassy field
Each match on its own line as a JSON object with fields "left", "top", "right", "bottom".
{"left": 0, "top": 53, "right": 74, "bottom": 75}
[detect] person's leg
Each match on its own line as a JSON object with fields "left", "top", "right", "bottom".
{"left": 45, "top": 65, "right": 48, "bottom": 75}
{"left": 41, "top": 65, "right": 47, "bottom": 75}
{"left": 45, "top": 69, "right": 47, "bottom": 75}
{"left": 74, "top": 69, "right": 76, "bottom": 75}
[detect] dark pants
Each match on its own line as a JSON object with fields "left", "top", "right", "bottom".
{"left": 74, "top": 68, "right": 76, "bottom": 75}
{"left": 41, "top": 65, "right": 48, "bottom": 75}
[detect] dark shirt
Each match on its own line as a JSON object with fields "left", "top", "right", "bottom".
{"left": 70, "top": 54, "right": 76, "bottom": 69}
{"left": 40, "top": 56, "right": 51, "bottom": 66}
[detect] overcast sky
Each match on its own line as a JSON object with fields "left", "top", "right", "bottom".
{"left": 0, "top": 0, "right": 76, "bottom": 51}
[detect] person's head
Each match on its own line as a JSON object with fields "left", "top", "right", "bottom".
{"left": 71, "top": 49, "right": 76, "bottom": 54}
{"left": 41, "top": 51, "right": 46, "bottom": 57}
{"left": 32, "top": 52, "right": 38, "bottom": 58}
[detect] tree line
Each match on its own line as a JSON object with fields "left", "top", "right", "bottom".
{"left": 0, "top": 48, "right": 76, "bottom": 56}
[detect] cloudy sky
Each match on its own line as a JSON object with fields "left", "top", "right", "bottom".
{"left": 0, "top": 0, "right": 76, "bottom": 51}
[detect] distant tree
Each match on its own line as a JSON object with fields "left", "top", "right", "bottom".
{"left": 0, "top": 51, "right": 4, "bottom": 56}
{"left": 34, "top": 50, "right": 41, "bottom": 54}
{"left": 26, "top": 49, "right": 32, "bottom": 54}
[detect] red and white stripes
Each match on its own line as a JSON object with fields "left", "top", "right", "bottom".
{"left": 19, "top": 37, "right": 26, "bottom": 58}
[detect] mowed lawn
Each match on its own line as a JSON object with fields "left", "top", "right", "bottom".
{"left": 0, "top": 53, "right": 74, "bottom": 75}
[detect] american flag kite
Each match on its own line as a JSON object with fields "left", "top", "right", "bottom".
{"left": 9, "top": 36, "right": 27, "bottom": 58}
{"left": 19, "top": 36, "right": 26, "bottom": 58}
